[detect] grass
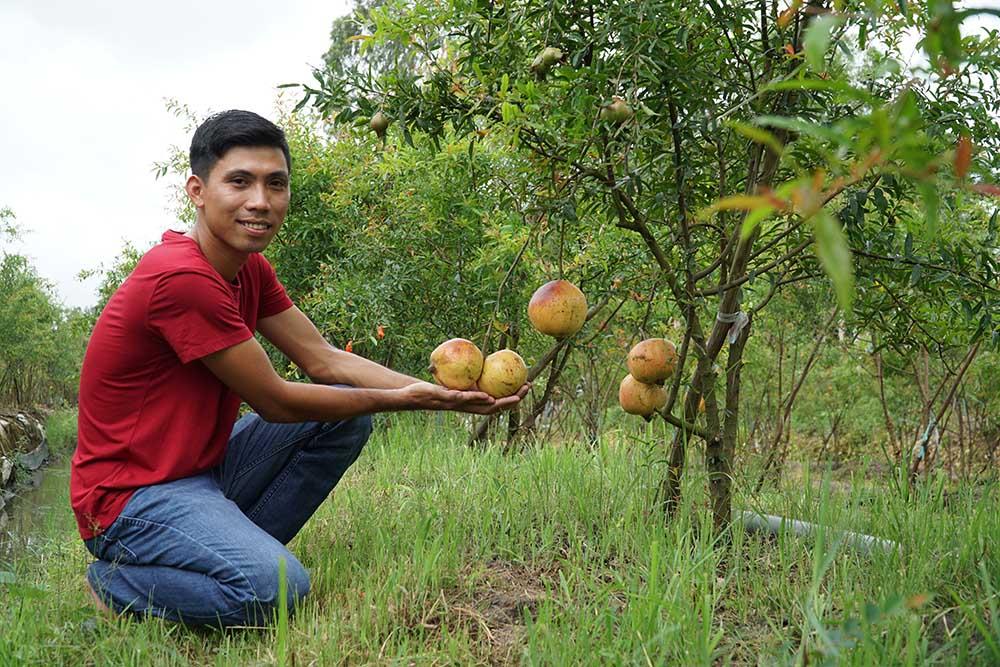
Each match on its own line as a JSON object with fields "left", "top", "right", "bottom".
{"left": 0, "top": 409, "right": 997, "bottom": 665}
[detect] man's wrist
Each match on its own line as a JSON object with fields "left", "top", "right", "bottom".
{"left": 386, "top": 386, "right": 417, "bottom": 412}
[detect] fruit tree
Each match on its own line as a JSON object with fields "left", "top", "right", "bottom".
{"left": 294, "top": 0, "right": 1000, "bottom": 533}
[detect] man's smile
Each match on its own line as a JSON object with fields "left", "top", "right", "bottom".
{"left": 237, "top": 219, "right": 273, "bottom": 233}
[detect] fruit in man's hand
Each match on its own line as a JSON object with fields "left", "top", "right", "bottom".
{"left": 370, "top": 111, "right": 390, "bottom": 137}
{"left": 528, "top": 279, "right": 588, "bottom": 338}
{"left": 478, "top": 349, "right": 527, "bottom": 398}
{"left": 627, "top": 338, "right": 678, "bottom": 385}
{"left": 619, "top": 374, "right": 667, "bottom": 416}
{"left": 599, "top": 96, "right": 633, "bottom": 124}
{"left": 428, "top": 338, "right": 484, "bottom": 390}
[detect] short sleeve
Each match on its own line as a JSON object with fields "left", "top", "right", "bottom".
{"left": 257, "top": 255, "right": 294, "bottom": 319}
{"left": 146, "top": 271, "right": 254, "bottom": 364}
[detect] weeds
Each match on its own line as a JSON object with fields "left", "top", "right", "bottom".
{"left": 0, "top": 410, "right": 996, "bottom": 665}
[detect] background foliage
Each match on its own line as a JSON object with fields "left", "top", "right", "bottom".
{"left": 0, "top": 209, "right": 85, "bottom": 408}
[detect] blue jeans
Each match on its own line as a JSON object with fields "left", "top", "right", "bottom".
{"left": 83, "top": 411, "right": 373, "bottom": 627}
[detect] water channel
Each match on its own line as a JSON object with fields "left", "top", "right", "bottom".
{"left": 0, "top": 460, "right": 71, "bottom": 561}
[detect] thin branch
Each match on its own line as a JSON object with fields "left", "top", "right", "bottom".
{"left": 853, "top": 248, "right": 1000, "bottom": 293}
{"left": 697, "top": 238, "right": 811, "bottom": 297}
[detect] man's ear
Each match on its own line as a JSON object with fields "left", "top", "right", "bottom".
{"left": 185, "top": 174, "right": 206, "bottom": 207}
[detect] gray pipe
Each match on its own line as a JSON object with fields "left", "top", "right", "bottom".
{"left": 738, "top": 510, "right": 898, "bottom": 556}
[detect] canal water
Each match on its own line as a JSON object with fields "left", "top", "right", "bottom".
{"left": 0, "top": 460, "right": 71, "bottom": 561}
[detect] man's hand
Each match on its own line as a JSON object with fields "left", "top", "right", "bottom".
{"left": 399, "top": 381, "right": 530, "bottom": 415}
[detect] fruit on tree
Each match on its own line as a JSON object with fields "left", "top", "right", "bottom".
{"left": 618, "top": 374, "right": 667, "bottom": 417}
{"left": 626, "top": 338, "right": 678, "bottom": 385}
{"left": 428, "top": 338, "right": 484, "bottom": 390}
{"left": 478, "top": 349, "right": 527, "bottom": 398}
{"left": 530, "top": 46, "right": 563, "bottom": 79}
{"left": 528, "top": 279, "right": 588, "bottom": 338}
{"left": 370, "top": 111, "right": 390, "bottom": 137}
{"left": 599, "top": 96, "right": 633, "bottom": 124}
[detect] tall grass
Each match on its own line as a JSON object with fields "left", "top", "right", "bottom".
{"left": 0, "top": 410, "right": 996, "bottom": 665}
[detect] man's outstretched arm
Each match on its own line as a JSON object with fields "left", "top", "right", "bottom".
{"left": 257, "top": 306, "right": 419, "bottom": 389}
{"left": 200, "top": 334, "right": 528, "bottom": 423}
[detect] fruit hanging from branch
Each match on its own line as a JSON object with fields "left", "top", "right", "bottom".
{"left": 618, "top": 374, "right": 667, "bottom": 417}
{"left": 528, "top": 279, "right": 588, "bottom": 339}
{"left": 370, "top": 111, "right": 390, "bottom": 138}
{"left": 530, "top": 46, "right": 563, "bottom": 80}
{"left": 599, "top": 96, "right": 633, "bottom": 125}
{"left": 627, "top": 338, "right": 678, "bottom": 385}
{"left": 428, "top": 338, "right": 484, "bottom": 390}
{"left": 478, "top": 349, "right": 527, "bottom": 398}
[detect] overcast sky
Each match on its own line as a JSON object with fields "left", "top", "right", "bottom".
{"left": 0, "top": 0, "right": 349, "bottom": 309}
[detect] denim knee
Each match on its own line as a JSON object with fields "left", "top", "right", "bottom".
{"left": 249, "top": 553, "right": 310, "bottom": 603}
{"left": 318, "top": 413, "right": 372, "bottom": 456}
{"left": 351, "top": 414, "right": 373, "bottom": 448}
{"left": 239, "top": 552, "right": 311, "bottom": 624}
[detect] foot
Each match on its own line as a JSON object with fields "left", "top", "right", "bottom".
{"left": 87, "top": 580, "right": 113, "bottom": 617}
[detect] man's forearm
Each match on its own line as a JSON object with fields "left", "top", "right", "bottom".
{"left": 269, "top": 382, "right": 414, "bottom": 423}
{"left": 307, "top": 347, "right": 422, "bottom": 389}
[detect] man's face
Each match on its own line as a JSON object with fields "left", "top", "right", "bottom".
{"left": 187, "top": 146, "right": 290, "bottom": 254}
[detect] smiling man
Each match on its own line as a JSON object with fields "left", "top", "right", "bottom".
{"left": 71, "top": 110, "right": 527, "bottom": 627}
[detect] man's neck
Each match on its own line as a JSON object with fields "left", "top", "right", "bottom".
{"left": 184, "top": 222, "right": 248, "bottom": 283}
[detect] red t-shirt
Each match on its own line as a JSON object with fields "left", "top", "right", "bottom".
{"left": 70, "top": 230, "right": 294, "bottom": 539}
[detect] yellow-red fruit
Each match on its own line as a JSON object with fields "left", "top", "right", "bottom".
{"left": 370, "top": 111, "right": 390, "bottom": 137}
{"left": 626, "top": 338, "right": 678, "bottom": 385}
{"left": 428, "top": 338, "right": 484, "bottom": 390}
{"left": 528, "top": 279, "right": 588, "bottom": 338}
{"left": 698, "top": 397, "right": 706, "bottom": 414}
{"left": 618, "top": 374, "right": 667, "bottom": 416}
{"left": 478, "top": 349, "right": 527, "bottom": 398}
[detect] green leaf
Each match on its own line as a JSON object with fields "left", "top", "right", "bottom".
{"left": 896, "top": 0, "right": 909, "bottom": 18}
{"left": 759, "top": 79, "right": 879, "bottom": 105}
{"left": 741, "top": 205, "right": 778, "bottom": 239}
{"left": 501, "top": 101, "right": 519, "bottom": 124}
{"left": 726, "top": 120, "right": 784, "bottom": 157}
{"left": 804, "top": 14, "right": 843, "bottom": 72}
{"left": 755, "top": 115, "right": 846, "bottom": 144}
{"left": 812, "top": 210, "right": 854, "bottom": 311}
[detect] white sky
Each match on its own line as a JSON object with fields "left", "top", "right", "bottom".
{"left": 0, "top": 0, "right": 349, "bottom": 309}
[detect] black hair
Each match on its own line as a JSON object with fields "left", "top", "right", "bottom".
{"left": 189, "top": 110, "right": 291, "bottom": 180}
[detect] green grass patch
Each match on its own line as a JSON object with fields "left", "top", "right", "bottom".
{"left": 1, "top": 413, "right": 997, "bottom": 665}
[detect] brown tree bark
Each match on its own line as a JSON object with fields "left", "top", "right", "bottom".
{"left": 708, "top": 315, "right": 752, "bottom": 534}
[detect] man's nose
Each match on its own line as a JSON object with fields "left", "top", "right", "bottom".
{"left": 246, "top": 183, "right": 270, "bottom": 210}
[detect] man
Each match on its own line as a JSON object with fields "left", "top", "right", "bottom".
{"left": 71, "top": 110, "right": 527, "bottom": 627}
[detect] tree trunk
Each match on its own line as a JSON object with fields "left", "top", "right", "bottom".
{"left": 710, "top": 316, "right": 751, "bottom": 535}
